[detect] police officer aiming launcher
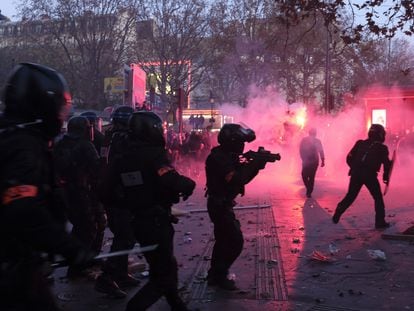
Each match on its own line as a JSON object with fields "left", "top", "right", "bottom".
{"left": 205, "top": 123, "right": 280, "bottom": 290}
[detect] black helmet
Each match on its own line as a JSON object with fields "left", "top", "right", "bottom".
{"left": 67, "top": 116, "right": 91, "bottom": 140}
{"left": 368, "top": 124, "right": 386, "bottom": 143}
{"left": 218, "top": 124, "right": 256, "bottom": 144}
{"left": 111, "top": 106, "right": 134, "bottom": 129}
{"left": 218, "top": 123, "right": 255, "bottom": 153}
{"left": 80, "top": 111, "right": 102, "bottom": 131}
{"left": 2, "top": 63, "right": 71, "bottom": 138}
{"left": 80, "top": 111, "right": 97, "bottom": 125}
{"left": 128, "top": 111, "right": 165, "bottom": 146}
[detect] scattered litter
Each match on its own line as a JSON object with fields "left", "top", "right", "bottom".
{"left": 267, "top": 259, "right": 278, "bottom": 268}
{"left": 328, "top": 243, "right": 340, "bottom": 254}
{"left": 292, "top": 238, "right": 301, "bottom": 244}
{"left": 367, "top": 249, "right": 386, "bottom": 261}
{"left": 291, "top": 248, "right": 300, "bottom": 254}
{"left": 308, "top": 250, "right": 335, "bottom": 262}
{"left": 184, "top": 231, "right": 192, "bottom": 235}
{"left": 228, "top": 273, "right": 236, "bottom": 280}
{"left": 57, "top": 292, "right": 78, "bottom": 302}
{"left": 141, "top": 271, "right": 149, "bottom": 277}
{"left": 183, "top": 237, "right": 193, "bottom": 243}
{"left": 298, "top": 226, "right": 305, "bottom": 231}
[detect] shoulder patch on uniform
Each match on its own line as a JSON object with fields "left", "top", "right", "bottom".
{"left": 2, "top": 185, "right": 38, "bottom": 205}
{"left": 158, "top": 166, "right": 174, "bottom": 176}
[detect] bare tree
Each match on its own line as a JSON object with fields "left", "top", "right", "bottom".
{"left": 133, "top": 0, "right": 211, "bottom": 110}
{"left": 17, "top": 0, "right": 139, "bottom": 109}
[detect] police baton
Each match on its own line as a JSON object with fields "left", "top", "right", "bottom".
{"left": 51, "top": 244, "right": 158, "bottom": 268}
{"left": 95, "top": 244, "right": 158, "bottom": 260}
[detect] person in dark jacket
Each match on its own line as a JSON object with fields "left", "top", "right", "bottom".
{"left": 80, "top": 111, "right": 105, "bottom": 157}
{"left": 109, "top": 111, "right": 196, "bottom": 311}
{"left": 0, "top": 63, "right": 96, "bottom": 311}
{"left": 95, "top": 105, "right": 139, "bottom": 299}
{"left": 54, "top": 115, "right": 103, "bottom": 279}
{"left": 205, "top": 123, "right": 266, "bottom": 290}
{"left": 299, "top": 127, "right": 325, "bottom": 198}
{"left": 332, "top": 124, "right": 392, "bottom": 229}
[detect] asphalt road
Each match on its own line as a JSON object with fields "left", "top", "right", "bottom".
{"left": 51, "top": 162, "right": 414, "bottom": 311}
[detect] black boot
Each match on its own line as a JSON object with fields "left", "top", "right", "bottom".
{"left": 114, "top": 274, "right": 141, "bottom": 289}
{"left": 332, "top": 204, "right": 347, "bottom": 224}
{"left": 95, "top": 274, "right": 127, "bottom": 299}
{"left": 375, "top": 221, "right": 390, "bottom": 229}
{"left": 207, "top": 275, "right": 238, "bottom": 290}
{"left": 166, "top": 293, "right": 190, "bottom": 311}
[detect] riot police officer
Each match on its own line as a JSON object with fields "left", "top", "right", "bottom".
{"left": 108, "top": 111, "right": 196, "bottom": 310}
{"left": 205, "top": 123, "right": 266, "bottom": 290}
{"left": 79, "top": 110, "right": 108, "bottom": 255}
{"left": 95, "top": 105, "right": 139, "bottom": 298}
{"left": 54, "top": 115, "right": 103, "bottom": 278}
{"left": 333, "top": 124, "right": 392, "bottom": 229}
{"left": 0, "top": 63, "right": 96, "bottom": 311}
{"left": 80, "top": 110, "right": 105, "bottom": 157}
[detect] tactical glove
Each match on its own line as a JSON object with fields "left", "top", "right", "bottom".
{"left": 179, "top": 176, "right": 196, "bottom": 201}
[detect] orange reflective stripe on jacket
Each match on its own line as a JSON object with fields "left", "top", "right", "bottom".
{"left": 2, "top": 185, "right": 38, "bottom": 205}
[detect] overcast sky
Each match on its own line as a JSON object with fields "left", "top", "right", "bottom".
{"left": 1, "top": 0, "right": 18, "bottom": 21}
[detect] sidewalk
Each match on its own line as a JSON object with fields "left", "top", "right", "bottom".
{"left": 52, "top": 170, "right": 414, "bottom": 311}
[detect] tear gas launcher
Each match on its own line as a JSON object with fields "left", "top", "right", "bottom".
{"left": 242, "top": 146, "right": 281, "bottom": 163}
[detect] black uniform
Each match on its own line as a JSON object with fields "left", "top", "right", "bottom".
{"left": 205, "top": 123, "right": 263, "bottom": 290}
{"left": 205, "top": 145, "right": 262, "bottom": 287}
{"left": 0, "top": 62, "right": 95, "bottom": 311}
{"left": 0, "top": 125, "right": 91, "bottom": 311}
{"left": 96, "top": 130, "right": 138, "bottom": 297}
{"left": 333, "top": 124, "right": 391, "bottom": 228}
{"left": 114, "top": 140, "right": 192, "bottom": 310}
{"left": 54, "top": 130, "right": 101, "bottom": 277}
{"left": 95, "top": 106, "right": 138, "bottom": 298}
{"left": 112, "top": 111, "right": 195, "bottom": 311}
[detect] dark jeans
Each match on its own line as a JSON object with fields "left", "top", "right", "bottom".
{"left": 337, "top": 173, "right": 386, "bottom": 223}
{"left": 301, "top": 162, "right": 318, "bottom": 195}
{"left": 126, "top": 213, "right": 180, "bottom": 311}
{"left": 207, "top": 197, "right": 244, "bottom": 280}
